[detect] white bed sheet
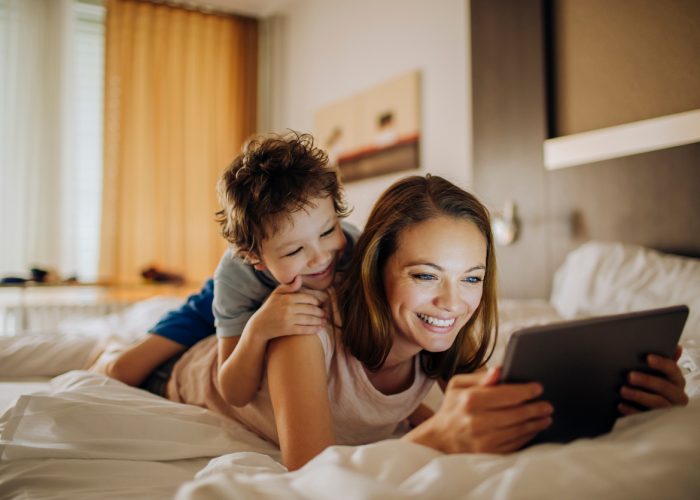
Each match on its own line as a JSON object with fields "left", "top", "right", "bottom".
{"left": 1, "top": 365, "right": 698, "bottom": 500}
{"left": 0, "top": 371, "right": 279, "bottom": 500}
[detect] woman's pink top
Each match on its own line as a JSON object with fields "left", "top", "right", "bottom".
{"left": 166, "top": 328, "right": 435, "bottom": 446}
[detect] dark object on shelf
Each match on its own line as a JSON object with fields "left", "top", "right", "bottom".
{"left": 30, "top": 267, "right": 49, "bottom": 283}
{"left": 141, "top": 266, "right": 185, "bottom": 284}
{"left": 1, "top": 277, "right": 28, "bottom": 284}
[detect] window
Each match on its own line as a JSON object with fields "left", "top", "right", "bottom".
{"left": 69, "top": 0, "right": 106, "bottom": 281}
{"left": 0, "top": 0, "right": 105, "bottom": 282}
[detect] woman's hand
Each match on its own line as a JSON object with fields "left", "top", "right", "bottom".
{"left": 619, "top": 345, "right": 689, "bottom": 416}
{"left": 403, "top": 367, "right": 553, "bottom": 454}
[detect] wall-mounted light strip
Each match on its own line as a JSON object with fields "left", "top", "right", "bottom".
{"left": 544, "top": 108, "right": 700, "bottom": 170}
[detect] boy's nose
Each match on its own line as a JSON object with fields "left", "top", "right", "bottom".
{"left": 308, "top": 247, "right": 331, "bottom": 269}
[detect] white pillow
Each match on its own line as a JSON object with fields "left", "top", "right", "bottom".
{"left": 0, "top": 334, "right": 98, "bottom": 377}
{"left": 0, "top": 296, "right": 184, "bottom": 377}
{"left": 550, "top": 241, "right": 700, "bottom": 340}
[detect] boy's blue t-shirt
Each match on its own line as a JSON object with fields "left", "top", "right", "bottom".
{"left": 149, "top": 221, "right": 360, "bottom": 347}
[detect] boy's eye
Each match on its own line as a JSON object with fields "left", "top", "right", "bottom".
{"left": 284, "top": 247, "right": 303, "bottom": 257}
{"left": 321, "top": 226, "right": 335, "bottom": 237}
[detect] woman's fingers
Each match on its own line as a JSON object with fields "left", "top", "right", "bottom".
{"left": 618, "top": 402, "right": 640, "bottom": 416}
{"left": 620, "top": 385, "right": 672, "bottom": 410}
{"left": 446, "top": 371, "right": 493, "bottom": 389}
{"left": 673, "top": 345, "right": 683, "bottom": 362}
{"left": 492, "top": 429, "right": 542, "bottom": 454}
{"left": 620, "top": 352, "right": 689, "bottom": 410}
{"left": 628, "top": 370, "right": 687, "bottom": 403}
{"left": 453, "top": 383, "right": 544, "bottom": 413}
{"left": 474, "top": 416, "right": 552, "bottom": 453}
{"left": 474, "top": 401, "right": 553, "bottom": 432}
{"left": 646, "top": 354, "right": 686, "bottom": 389}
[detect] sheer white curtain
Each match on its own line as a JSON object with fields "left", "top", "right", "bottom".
{"left": 0, "top": 0, "right": 104, "bottom": 281}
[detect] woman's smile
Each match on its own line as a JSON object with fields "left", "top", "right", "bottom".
{"left": 416, "top": 312, "right": 457, "bottom": 330}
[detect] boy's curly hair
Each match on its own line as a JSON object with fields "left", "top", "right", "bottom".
{"left": 215, "top": 131, "right": 350, "bottom": 259}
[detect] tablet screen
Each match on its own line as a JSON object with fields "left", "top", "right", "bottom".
{"left": 501, "top": 305, "right": 688, "bottom": 445}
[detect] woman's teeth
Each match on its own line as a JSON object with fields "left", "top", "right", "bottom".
{"left": 416, "top": 313, "right": 455, "bottom": 328}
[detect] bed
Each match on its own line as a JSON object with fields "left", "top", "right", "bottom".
{"left": 1, "top": 241, "right": 699, "bottom": 499}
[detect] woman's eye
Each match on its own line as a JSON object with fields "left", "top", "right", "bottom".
{"left": 321, "top": 226, "right": 335, "bottom": 237}
{"left": 284, "top": 247, "right": 302, "bottom": 257}
{"left": 463, "top": 276, "right": 483, "bottom": 284}
{"left": 412, "top": 273, "right": 437, "bottom": 281}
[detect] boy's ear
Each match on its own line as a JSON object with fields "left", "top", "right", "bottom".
{"left": 244, "top": 251, "right": 266, "bottom": 271}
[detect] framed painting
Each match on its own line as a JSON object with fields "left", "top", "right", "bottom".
{"left": 314, "top": 70, "right": 421, "bottom": 182}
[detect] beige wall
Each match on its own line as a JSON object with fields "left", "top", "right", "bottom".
{"left": 262, "top": 0, "right": 471, "bottom": 228}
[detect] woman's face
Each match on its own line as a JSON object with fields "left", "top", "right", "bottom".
{"left": 382, "top": 216, "right": 487, "bottom": 357}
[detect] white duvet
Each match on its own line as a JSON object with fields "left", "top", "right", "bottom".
{"left": 1, "top": 361, "right": 699, "bottom": 500}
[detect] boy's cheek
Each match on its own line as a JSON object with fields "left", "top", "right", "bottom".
{"left": 333, "top": 226, "right": 347, "bottom": 250}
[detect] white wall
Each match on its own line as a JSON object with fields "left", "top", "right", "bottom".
{"left": 265, "top": 0, "right": 471, "bottom": 228}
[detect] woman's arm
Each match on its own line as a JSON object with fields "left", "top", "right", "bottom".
{"left": 403, "top": 368, "right": 553, "bottom": 454}
{"left": 267, "top": 334, "right": 336, "bottom": 471}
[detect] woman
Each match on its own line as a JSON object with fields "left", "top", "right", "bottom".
{"left": 166, "top": 175, "right": 688, "bottom": 470}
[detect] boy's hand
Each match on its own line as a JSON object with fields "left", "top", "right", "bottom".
{"left": 244, "top": 275, "right": 328, "bottom": 343}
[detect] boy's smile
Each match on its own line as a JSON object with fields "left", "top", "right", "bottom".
{"left": 253, "top": 196, "right": 347, "bottom": 290}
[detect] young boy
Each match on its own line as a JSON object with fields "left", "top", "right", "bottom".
{"left": 100, "top": 132, "right": 359, "bottom": 405}
{"left": 213, "top": 132, "right": 358, "bottom": 405}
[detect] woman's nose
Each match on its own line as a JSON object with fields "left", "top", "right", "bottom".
{"left": 434, "top": 283, "right": 463, "bottom": 312}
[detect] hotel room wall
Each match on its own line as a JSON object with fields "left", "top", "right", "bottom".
{"left": 265, "top": 0, "right": 471, "bottom": 228}
{"left": 471, "top": 0, "right": 700, "bottom": 299}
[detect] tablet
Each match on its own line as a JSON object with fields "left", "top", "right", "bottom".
{"left": 500, "top": 304, "right": 688, "bottom": 445}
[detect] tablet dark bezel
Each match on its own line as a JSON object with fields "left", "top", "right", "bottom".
{"left": 500, "top": 305, "right": 688, "bottom": 445}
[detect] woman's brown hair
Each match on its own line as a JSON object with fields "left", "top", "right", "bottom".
{"left": 336, "top": 175, "right": 498, "bottom": 379}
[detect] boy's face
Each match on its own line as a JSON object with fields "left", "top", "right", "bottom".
{"left": 252, "top": 195, "right": 347, "bottom": 290}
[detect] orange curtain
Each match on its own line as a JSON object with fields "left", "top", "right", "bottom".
{"left": 100, "top": 0, "right": 257, "bottom": 284}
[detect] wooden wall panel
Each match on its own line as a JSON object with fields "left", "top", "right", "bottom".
{"left": 549, "top": 143, "right": 700, "bottom": 263}
{"left": 551, "top": 0, "right": 700, "bottom": 135}
{"left": 471, "top": 0, "right": 551, "bottom": 299}
{"left": 471, "top": 0, "right": 700, "bottom": 299}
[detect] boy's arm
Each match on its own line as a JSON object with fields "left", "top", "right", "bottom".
{"left": 217, "top": 277, "right": 327, "bottom": 406}
{"left": 217, "top": 334, "right": 265, "bottom": 406}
